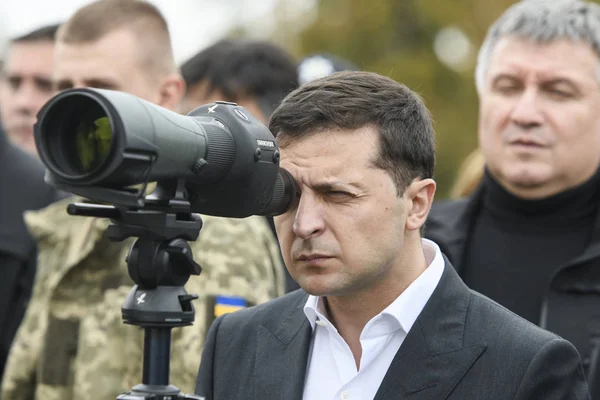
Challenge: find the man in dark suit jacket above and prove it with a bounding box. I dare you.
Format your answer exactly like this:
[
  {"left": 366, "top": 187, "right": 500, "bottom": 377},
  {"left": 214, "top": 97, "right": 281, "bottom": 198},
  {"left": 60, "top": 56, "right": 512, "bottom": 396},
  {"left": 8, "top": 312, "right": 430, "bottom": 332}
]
[
  {"left": 0, "top": 127, "right": 62, "bottom": 383},
  {"left": 195, "top": 71, "right": 590, "bottom": 399},
  {"left": 425, "top": 1, "right": 600, "bottom": 396}
]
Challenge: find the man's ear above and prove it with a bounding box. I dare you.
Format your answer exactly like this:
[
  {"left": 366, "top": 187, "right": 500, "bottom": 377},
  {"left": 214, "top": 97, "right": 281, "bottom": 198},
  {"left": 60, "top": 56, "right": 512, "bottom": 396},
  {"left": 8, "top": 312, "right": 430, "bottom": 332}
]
[
  {"left": 404, "top": 178, "right": 436, "bottom": 232},
  {"left": 157, "top": 73, "right": 186, "bottom": 112}
]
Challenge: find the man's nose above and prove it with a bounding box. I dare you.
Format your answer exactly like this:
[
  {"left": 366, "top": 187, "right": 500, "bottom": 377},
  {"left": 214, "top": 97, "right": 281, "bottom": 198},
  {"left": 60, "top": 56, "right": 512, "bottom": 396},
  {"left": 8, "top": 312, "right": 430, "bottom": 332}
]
[
  {"left": 509, "top": 88, "right": 544, "bottom": 129},
  {"left": 292, "top": 194, "right": 326, "bottom": 240}
]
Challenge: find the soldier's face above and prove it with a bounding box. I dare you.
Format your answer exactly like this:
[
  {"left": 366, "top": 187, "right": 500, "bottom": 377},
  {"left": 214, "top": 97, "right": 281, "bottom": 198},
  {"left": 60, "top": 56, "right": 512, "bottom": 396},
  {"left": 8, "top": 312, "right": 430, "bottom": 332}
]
[
  {"left": 479, "top": 36, "right": 600, "bottom": 198},
  {"left": 0, "top": 40, "right": 56, "bottom": 155},
  {"left": 274, "top": 126, "right": 425, "bottom": 297},
  {"left": 53, "top": 28, "right": 164, "bottom": 106}
]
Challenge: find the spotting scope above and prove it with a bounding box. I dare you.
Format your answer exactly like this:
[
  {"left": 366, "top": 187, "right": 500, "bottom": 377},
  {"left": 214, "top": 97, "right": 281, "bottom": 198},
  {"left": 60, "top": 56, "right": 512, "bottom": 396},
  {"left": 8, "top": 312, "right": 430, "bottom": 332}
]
[{"left": 33, "top": 87, "right": 296, "bottom": 217}]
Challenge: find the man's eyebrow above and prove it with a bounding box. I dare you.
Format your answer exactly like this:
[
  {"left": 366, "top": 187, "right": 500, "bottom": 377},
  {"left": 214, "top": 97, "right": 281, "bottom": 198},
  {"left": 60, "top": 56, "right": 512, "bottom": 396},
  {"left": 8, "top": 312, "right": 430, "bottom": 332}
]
[
  {"left": 5, "top": 75, "right": 22, "bottom": 83},
  {"left": 310, "top": 181, "right": 362, "bottom": 192},
  {"left": 540, "top": 78, "right": 579, "bottom": 89},
  {"left": 491, "top": 73, "right": 521, "bottom": 84},
  {"left": 54, "top": 77, "right": 121, "bottom": 91},
  {"left": 83, "top": 78, "right": 120, "bottom": 90},
  {"left": 54, "top": 78, "right": 74, "bottom": 91},
  {"left": 33, "top": 76, "right": 53, "bottom": 88}
]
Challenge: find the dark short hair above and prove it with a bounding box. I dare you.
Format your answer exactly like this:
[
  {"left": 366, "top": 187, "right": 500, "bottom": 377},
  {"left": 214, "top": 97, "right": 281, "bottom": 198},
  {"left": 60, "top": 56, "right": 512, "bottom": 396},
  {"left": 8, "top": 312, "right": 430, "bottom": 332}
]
[
  {"left": 181, "top": 39, "right": 239, "bottom": 87},
  {"left": 181, "top": 39, "right": 298, "bottom": 118},
  {"left": 12, "top": 23, "right": 60, "bottom": 43},
  {"left": 270, "top": 71, "right": 435, "bottom": 194}
]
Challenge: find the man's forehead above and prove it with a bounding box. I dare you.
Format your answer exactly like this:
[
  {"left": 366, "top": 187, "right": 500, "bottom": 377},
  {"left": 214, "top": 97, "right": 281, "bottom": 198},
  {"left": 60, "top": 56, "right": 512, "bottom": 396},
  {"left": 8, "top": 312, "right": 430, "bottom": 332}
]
[
  {"left": 8, "top": 40, "right": 54, "bottom": 56},
  {"left": 281, "top": 161, "right": 364, "bottom": 190},
  {"left": 54, "top": 40, "right": 140, "bottom": 84},
  {"left": 4, "top": 41, "right": 54, "bottom": 72},
  {"left": 279, "top": 126, "right": 379, "bottom": 153},
  {"left": 279, "top": 129, "right": 380, "bottom": 185},
  {"left": 55, "top": 29, "right": 142, "bottom": 66},
  {"left": 488, "top": 36, "right": 599, "bottom": 81}
]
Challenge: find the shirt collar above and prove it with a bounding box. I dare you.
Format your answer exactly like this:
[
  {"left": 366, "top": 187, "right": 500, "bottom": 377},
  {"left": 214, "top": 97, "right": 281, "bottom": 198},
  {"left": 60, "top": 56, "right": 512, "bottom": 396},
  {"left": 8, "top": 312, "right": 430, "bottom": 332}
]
[{"left": 303, "top": 238, "right": 445, "bottom": 334}]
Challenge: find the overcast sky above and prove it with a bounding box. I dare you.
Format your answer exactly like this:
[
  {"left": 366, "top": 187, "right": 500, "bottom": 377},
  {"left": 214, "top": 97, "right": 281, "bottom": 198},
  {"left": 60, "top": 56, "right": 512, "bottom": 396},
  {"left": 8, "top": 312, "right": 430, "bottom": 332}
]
[{"left": 0, "top": 0, "right": 315, "bottom": 64}]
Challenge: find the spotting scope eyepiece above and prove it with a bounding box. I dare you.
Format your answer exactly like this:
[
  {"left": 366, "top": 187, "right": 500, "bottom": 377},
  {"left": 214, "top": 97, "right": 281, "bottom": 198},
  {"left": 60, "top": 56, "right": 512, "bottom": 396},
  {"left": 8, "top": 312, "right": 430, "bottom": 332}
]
[{"left": 34, "top": 88, "right": 296, "bottom": 217}]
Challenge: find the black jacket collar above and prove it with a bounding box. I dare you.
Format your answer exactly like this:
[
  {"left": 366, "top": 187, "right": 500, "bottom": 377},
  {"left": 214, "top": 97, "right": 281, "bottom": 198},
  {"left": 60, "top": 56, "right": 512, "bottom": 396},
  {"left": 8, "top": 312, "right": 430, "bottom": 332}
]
[{"left": 425, "top": 180, "right": 600, "bottom": 275}]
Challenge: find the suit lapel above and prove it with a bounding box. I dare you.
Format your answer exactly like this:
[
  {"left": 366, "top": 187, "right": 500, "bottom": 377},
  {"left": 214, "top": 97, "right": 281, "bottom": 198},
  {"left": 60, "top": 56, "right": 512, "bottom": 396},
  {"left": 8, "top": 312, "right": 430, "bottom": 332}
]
[
  {"left": 375, "top": 261, "right": 486, "bottom": 400},
  {"left": 254, "top": 291, "right": 313, "bottom": 400}
]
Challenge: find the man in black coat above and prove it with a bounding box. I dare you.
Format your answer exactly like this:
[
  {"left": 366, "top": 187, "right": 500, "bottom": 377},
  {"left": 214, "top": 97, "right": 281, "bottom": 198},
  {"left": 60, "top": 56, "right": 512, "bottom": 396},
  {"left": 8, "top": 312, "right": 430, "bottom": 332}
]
[
  {"left": 196, "top": 71, "right": 590, "bottom": 400},
  {"left": 0, "top": 127, "right": 61, "bottom": 383},
  {"left": 425, "top": 0, "right": 600, "bottom": 396}
]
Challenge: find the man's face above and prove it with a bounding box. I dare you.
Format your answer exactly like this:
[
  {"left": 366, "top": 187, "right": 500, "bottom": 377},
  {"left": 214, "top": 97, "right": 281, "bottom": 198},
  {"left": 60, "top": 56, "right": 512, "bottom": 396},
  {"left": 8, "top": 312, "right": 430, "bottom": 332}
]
[
  {"left": 0, "top": 40, "right": 55, "bottom": 155},
  {"left": 479, "top": 36, "right": 600, "bottom": 198},
  {"left": 54, "top": 28, "right": 164, "bottom": 105},
  {"left": 274, "top": 126, "right": 410, "bottom": 297}
]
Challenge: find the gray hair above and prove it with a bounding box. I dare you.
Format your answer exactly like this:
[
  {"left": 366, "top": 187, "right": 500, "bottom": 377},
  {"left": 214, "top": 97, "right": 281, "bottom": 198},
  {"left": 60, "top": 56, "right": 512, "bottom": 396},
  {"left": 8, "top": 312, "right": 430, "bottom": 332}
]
[{"left": 475, "top": 0, "right": 600, "bottom": 93}]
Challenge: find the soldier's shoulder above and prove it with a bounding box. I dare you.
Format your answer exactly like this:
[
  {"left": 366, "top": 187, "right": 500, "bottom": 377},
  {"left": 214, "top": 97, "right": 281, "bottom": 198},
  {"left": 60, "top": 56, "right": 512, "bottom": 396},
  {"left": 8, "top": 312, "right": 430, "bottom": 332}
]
[
  {"left": 200, "top": 214, "right": 271, "bottom": 234},
  {"left": 194, "top": 215, "right": 274, "bottom": 247},
  {"left": 24, "top": 196, "right": 108, "bottom": 240},
  {"left": 25, "top": 195, "right": 73, "bottom": 221},
  {"left": 220, "top": 289, "right": 306, "bottom": 328}
]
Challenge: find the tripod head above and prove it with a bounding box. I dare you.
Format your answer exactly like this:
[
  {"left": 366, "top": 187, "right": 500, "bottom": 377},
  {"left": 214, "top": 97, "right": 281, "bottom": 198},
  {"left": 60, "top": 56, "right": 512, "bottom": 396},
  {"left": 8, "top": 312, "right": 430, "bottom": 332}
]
[{"left": 68, "top": 178, "right": 204, "bottom": 399}]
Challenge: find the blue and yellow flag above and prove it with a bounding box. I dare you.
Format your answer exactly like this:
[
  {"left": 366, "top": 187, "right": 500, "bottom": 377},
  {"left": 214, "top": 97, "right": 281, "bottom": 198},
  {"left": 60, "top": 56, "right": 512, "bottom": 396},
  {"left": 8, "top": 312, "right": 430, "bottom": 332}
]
[{"left": 214, "top": 295, "right": 248, "bottom": 318}]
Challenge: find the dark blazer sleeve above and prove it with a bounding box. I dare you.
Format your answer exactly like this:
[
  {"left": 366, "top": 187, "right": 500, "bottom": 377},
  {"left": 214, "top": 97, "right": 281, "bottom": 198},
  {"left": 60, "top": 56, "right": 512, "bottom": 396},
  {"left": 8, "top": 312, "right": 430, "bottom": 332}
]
[
  {"left": 513, "top": 338, "right": 590, "bottom": 400},
  {"left": 195, "top": 314, "right": 226, "bottom": 400}
]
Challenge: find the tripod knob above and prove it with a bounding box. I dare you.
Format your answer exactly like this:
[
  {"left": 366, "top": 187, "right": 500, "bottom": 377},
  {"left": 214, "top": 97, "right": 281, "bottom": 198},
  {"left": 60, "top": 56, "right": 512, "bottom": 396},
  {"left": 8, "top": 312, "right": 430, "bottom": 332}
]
[
  {"left": 166, "top": 239, "right": 202, "bottom": 276},
  {"left": 179, "top": 294, "right": 199, "bottom": 312}
]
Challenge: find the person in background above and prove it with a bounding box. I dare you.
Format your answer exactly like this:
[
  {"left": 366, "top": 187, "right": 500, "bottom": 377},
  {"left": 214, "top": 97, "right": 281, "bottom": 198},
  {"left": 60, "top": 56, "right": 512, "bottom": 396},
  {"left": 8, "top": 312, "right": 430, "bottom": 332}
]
[
  {"left": 0, "top": 24, "right": 59, "bottom": 155},
  {"left": 181, "top": 38, "right": 298, "bottom": 122},
  {"left": 0, "top": 23, "right": 64, "bottom": 385},
  {"left": 425, "top": 0, "right": 600, "bottom": 396},
  {"left": 0, "top": 126, "right": 62, "bottom": 387}
]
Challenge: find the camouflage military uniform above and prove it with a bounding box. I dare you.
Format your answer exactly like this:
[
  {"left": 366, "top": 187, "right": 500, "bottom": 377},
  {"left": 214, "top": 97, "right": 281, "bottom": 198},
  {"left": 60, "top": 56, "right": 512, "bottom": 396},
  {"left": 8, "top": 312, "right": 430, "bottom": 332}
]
[{"left": 1, "top": 197, "right": 285, "bottom": 400}]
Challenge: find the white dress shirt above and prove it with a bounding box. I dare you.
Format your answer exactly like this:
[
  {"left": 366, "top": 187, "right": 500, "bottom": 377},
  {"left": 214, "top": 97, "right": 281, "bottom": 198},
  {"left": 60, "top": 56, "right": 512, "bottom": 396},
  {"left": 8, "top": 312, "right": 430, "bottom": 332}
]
[{"left": 302, "top": 239, "right": 445, "bottom": 400}]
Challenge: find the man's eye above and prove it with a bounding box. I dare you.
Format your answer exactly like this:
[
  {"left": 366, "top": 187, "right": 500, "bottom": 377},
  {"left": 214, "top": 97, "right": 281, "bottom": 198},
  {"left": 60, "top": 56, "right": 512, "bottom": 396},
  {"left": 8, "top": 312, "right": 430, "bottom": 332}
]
[
  {"left": 7, "top": 77, "right": 21, "bottom": 90},
  {"left": 546, "top": 88, "right": 573, "bottom": 100},
  {"left": 495, "top": 84, "right": 521, "bottom": 95},
  {"left": 328, "top": 191, "right": 354, "bottom": 198},
  {"left": 36, "top": 80, "right": 53, "bottom": 93}
]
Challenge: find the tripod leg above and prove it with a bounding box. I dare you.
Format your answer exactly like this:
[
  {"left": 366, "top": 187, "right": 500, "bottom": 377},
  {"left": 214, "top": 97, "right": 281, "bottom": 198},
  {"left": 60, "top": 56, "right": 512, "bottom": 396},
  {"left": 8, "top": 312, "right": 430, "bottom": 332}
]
[{"left": 143, "top": 328, "right": 171, "bottom": 386}]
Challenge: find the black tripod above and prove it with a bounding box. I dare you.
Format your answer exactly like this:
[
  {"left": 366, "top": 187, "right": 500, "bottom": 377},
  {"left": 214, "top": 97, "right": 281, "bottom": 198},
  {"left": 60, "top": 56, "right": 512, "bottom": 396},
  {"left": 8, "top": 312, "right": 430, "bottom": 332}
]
[{"left": 68, "top": 180, "right": 204, "bottom": 399}]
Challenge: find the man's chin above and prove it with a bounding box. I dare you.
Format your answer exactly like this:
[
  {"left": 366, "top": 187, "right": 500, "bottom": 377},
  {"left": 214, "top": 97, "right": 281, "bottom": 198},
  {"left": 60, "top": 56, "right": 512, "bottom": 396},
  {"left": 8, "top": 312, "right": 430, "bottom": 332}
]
[
  {"left": 507, "top": 175, "right": 549, "bottom": 189},
  {"left": 496, "top": 168, "right": 557, "bottom": 198},
  {"left": 497, "top": 163, "right": 551, "bottom": 188},
  {"left": 299, "top": 279, "right": 344, "bottom": 297},
  {"left": 299, "top": 276, "right": 360, "bottom": 298}
]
